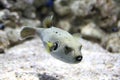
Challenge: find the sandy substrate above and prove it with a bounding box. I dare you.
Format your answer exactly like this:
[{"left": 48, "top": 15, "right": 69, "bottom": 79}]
[{"left": 0, "top": 37, "right": 120, "bottom": 80}]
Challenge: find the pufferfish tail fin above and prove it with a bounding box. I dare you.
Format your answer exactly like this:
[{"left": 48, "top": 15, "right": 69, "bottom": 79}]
[
  {"left": 43, "top": 15, "right": 54, "bottom": 28},
  {"left": 20, "top": 26, "right": 45, "bottom": 40},
  {"left": 20, "top": 26, "right": 36, "bottom": 40}
]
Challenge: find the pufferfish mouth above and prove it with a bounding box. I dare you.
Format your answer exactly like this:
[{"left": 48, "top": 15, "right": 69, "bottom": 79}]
[
  {"left": 64, "top": 56, "right": 83, "bottom": 64},
  {"left": 74, "top": 55, "right": 83, "bottom": 63}
]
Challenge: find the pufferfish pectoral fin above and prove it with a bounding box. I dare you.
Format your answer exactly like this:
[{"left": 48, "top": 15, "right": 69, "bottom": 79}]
[
  {"left": 20, "top": 27, "right": 36, "bottom": 40},
  {"left": 44, "top": 41, "right": 54, "bottom": 53}
]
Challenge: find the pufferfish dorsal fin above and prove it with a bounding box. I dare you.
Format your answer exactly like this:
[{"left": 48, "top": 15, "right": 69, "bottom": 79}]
[
  {"left": 20, "top": 27, "right": 36, "bottom": 40},
  {"left": 43, "top": 15, "right": 53, "bottom": 28}
]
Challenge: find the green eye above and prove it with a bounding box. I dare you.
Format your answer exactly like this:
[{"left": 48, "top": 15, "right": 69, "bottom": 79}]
[{"left": 50, "top": 42, "right": 58, "bottom": 52}]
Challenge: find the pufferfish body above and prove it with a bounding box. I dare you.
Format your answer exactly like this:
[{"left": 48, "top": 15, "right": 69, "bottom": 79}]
[{"left": 20, "top": 16, "right": 83, "bottom": 64}]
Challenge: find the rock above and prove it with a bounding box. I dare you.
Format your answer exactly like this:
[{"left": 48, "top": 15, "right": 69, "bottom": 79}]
[
  {"left": 57, "top": 19, "right": 71, "bottom": 31},
  {"left": 0, "top": 30, "right": 10, "bottom": 50},
  {"left": 102, "top": 31, "right": 120, "bottom": 53},
  {"left": 81, "top": 22, "right": 106, "bottom": 42},
  {"left": 20, "top": 18, "right": 41, "bottom": 27},
  {"left": 23, "top": 6, "right": 36, "bottom": 19},
  {"left": 0, "top": 9, "right": 10, "bottom": 20},
  {"left": 69, "top": 0, "right": 119, "bottom": 31},
  {"left": 1, "top": 0, "right": 37, "bottom": 19},
  {"left": 5, "top": 27, "right": 21, "bottom": 43},
  {"left": 7, "top": 0, "right": 29, "bottom": 10},
  {"left": 24, "top": 0, "right": 34, "bottom": 5},
  {"left": 70, "top": 0, "right": 96, "bottom": 17},
  {"left": 0, "top": 9, "right": 20, "bottom": 21},
  {"left": 106, "top": 37, "right": 120, "bottom": 53},
  {"left": 117, "top": 20, "right": 120, "bottom": 28},
  {"left": 0, "top": 0, "right": 12, "bottom": 8},
  {"left": 0, "top": 10, "right": 20, "bottom": 28},
  {"left": 54, "top": 0, "right": 72, "bottom": 16},
  {"left": 33, "top": 0, "right": 47, "bottom": 8},
  {"left": 0, "top": 38, "right": 120, "bottom": 80},
  {"left": 95, "top": 0, "right": 119, "bottom": 29}
]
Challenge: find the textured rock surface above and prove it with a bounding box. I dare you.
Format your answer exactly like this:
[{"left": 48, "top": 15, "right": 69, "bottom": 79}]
[
  {"left": 0, "top": 30, "right": 10, "bottom": 50},
  {"left": 101, "top": 31, "right": 120, "bottom": 53},
  {"left": 81, "top": 22, "right": 106, "bottom": 41},
  {"left": 0, "top": 37, "right": 120, "bottom": 80}
]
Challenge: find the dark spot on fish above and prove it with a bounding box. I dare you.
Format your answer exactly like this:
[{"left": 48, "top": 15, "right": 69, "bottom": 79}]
[
  {"left": 60, "top": 57, "right": 63, "bottom": 58},
  {"left": 64, "top": 46, "right": 73, "bottom": 55},
  {"left": 79, "top": 45, "right": 82, "bottom": 50},
  {"left": 55, "top": 32, "right": 58, "bottom": 33}
]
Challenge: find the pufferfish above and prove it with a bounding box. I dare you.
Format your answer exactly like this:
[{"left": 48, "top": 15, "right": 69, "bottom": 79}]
[{"left": 20, "top": 16, "right": 83, "bottom": 64}]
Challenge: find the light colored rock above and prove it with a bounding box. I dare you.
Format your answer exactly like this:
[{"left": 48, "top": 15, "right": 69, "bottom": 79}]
[
  {"left": 0, "top": 10, "right": 20, "bottom": 29},
  {"left": 81, "top": 22, "right": 106, "bottom": 41},
  {"left": 23, "top": 6, "right": 36, "bottom": 19},
  {"left": 57, "top": 19, "right": 71, "bottom": 31},
  {"left": 95, "top": 0, "right": 119, "bottom": 28},
  {"left": 102, "top": 31, "right": 120, "bottom": 53},
  {"left": 5, "top": 27, "right": 21, "bottom": 43},
  {"left": 0, "top": 0, "right": 12, "bottom": 8},
  {"left": 96, "top": 0, "right": 118, "bottom": 17},
  {"left": 2, "top": 0, "right": 37, "bottom": 19},
  {"left": 7, "top": 0, "right": 28, "bottom": 10},
  {"left": 70, "top": 0, "right": 119, "bottom": 29},
  {"left": 0, "top": 30, "right": 10, "bottom": 50},
  {"left": 106, "top": 37, "right": 120, "bottom": 53},
  {"left": 20, "top": 18, "right": 41, "bottom": 27},
  {"left": 70, "top": 0, "right": 96, "bottom": 16},
  {"left": 0, "top": 37, "right": 120, "bottom": 80},
  {"left": 117, "top": 20, "right": 120, "bottom": 28},
  {"left": 54, "top": 0, "right": 71, "bottom": 16},
  {"left": 0, "top": 9, "right": 10, "bottom": 20}
]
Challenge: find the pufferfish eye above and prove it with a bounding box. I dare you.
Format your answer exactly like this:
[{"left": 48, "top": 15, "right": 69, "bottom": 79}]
[{"left": 50, "top": 42, "right": 59, "bottom": 51}]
